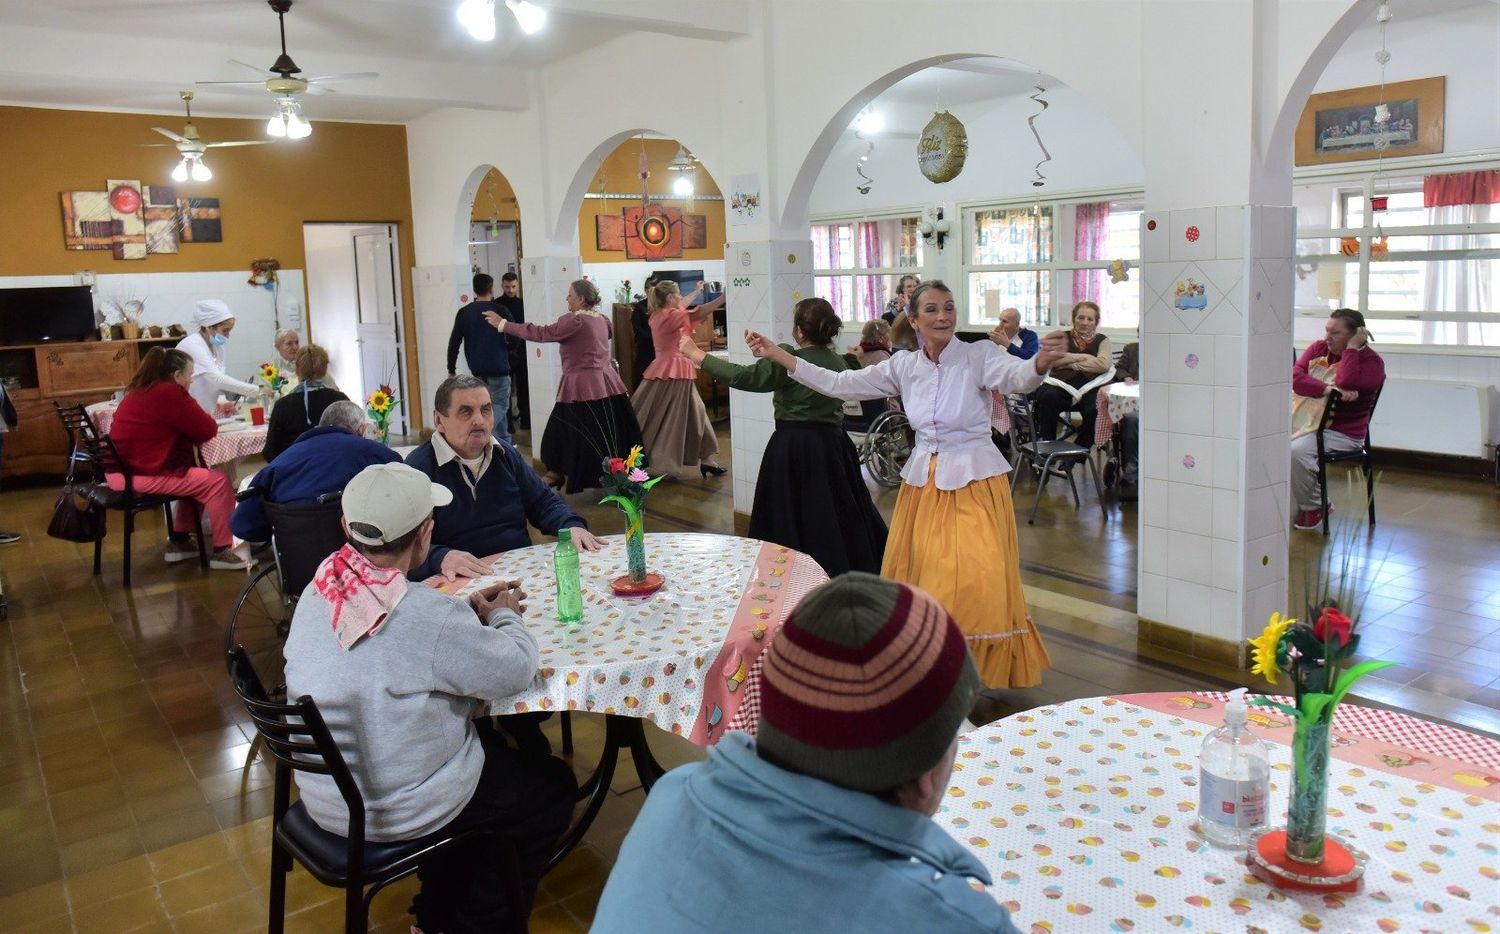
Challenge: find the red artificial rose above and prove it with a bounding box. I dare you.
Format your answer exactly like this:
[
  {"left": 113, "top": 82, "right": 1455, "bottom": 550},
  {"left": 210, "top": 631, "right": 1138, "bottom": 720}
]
[
  {"left": 607, "top": 457, "right": 626, "bottom": 474},
  {"left": 1314, "top": 607, "right": 1353, "bottom": 647}
]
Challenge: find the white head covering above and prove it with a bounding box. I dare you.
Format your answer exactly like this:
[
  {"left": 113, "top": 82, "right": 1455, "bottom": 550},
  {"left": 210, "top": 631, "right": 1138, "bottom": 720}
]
[{"left": 194, "top": 300, "right": 234, "bottom": 329}]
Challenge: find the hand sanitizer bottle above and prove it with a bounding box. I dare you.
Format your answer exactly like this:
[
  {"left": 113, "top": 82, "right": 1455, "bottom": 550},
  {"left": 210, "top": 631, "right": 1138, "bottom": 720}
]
[
  {"left": 1198, "top": 688, "right": 1270, "bottom": 849},
  {"left": 554, "top": 529, "right": 583, "bottom": 624}
]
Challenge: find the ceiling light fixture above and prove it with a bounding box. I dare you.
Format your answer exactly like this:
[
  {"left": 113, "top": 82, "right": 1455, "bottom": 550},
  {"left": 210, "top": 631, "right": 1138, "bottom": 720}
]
[
  {"left": 506, "top": 0, "right": 547, "bottom": 35},
  {"left": 854, "top": 110, "right": 884, "bottom": 135},
  {"left": 457, "top": 0, "right": 496, "bottom": 40},
  {"left": 171, "top": 155, "right": 213, "bottom": 183},
  {"left": 267, "top": 96, "right": 311, "bottom": 139},
  {"left": 672, "top": 176, "right": 694, "bottom": 197},
  {"left": 666, "top": 145, "right": 695, "bottom": 174}
]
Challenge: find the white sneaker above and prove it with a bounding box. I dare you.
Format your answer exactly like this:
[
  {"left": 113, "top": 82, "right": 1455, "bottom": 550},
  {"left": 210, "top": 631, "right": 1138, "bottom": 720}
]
[
  {"left": 164, "top": 538, "right": 200, "bottom": 562},
  {"left": 209, "top": 548, "right": 252, "bottom": 571}
]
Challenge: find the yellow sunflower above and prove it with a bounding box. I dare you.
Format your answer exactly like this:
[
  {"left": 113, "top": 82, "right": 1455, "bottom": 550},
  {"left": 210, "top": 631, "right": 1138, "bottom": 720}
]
[
  {"left": 260, "top": 362, "right": 279, "bottom": 380},
  {"left": 368, "top": 390, "right": 391, "bottom": 413},
  {"left": 1248, "top": 612, "right": 1294, "bottom": 685}
]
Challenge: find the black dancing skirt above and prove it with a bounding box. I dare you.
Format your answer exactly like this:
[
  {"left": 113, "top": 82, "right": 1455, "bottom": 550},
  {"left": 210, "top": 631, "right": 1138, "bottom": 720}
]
[
  {"left": 539, "top": 394, "right": 645, "bottom": 494},
  {"left": 749, "top": 421, "right": 888, "bottom": 577}
]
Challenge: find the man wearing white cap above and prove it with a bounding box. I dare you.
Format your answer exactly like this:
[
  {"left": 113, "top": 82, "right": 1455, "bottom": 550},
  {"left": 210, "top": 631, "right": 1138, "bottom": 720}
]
[
  {"left": 175, "top": 299, "right": 263, "bottom": 414},
  {"left": 282, "top": 462, "right": 576, "bottom": 933}
]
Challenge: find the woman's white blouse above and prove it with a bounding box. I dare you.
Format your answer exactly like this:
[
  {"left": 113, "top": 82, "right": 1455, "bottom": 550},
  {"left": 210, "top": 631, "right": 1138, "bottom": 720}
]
[
  {"left": 789, "top": 338, "right": 1044, "bottom": 490},
  {"left": 176, "top": 332, "right": 260, "bottom": 414}
]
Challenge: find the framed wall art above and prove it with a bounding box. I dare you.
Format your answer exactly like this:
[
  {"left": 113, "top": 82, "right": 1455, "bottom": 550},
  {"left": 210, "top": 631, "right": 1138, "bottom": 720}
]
[{"left": 1294, "top": 76, "right": 1444, "bottom": 166}]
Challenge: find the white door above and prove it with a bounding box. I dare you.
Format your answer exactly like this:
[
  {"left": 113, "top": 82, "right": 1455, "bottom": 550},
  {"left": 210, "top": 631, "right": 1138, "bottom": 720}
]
[{"left": 352, "top": 225, "right": 407, "bottom": 434}]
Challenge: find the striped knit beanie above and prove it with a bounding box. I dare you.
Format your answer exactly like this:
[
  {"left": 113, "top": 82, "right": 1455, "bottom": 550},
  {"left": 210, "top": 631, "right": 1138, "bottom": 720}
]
[{"left": 756, "top": 572, "right": 979, "bottom": 792}]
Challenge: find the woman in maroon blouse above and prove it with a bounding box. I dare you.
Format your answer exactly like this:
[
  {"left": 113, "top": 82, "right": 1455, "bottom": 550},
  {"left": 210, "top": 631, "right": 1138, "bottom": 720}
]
[
  {"left": 486, "top": 279, "right": 643, "bottom": 493},
  {"left": 108, "top": 348, "right": 250, "bottom": 569}
]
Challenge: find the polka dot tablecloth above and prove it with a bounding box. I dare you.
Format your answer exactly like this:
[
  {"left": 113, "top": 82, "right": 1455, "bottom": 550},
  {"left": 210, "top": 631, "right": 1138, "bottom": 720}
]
[
  {"left": 87, "top": 400, "right": 268, "bottom": 467},
  {"left": 441, "top": 533, "right": 827, "bottom": 744},
  {"left": 938, "top": 693, "right": 1500, "bottom": 933}
]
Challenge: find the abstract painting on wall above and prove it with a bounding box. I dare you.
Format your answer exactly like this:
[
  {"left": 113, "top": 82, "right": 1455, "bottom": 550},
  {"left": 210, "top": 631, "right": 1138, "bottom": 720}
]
[
  {"left": 594, "top": 205, "right": 707, "bottom": 260},
  {"left": 61, "top": 178, "right": 221, "bottom": 258}
]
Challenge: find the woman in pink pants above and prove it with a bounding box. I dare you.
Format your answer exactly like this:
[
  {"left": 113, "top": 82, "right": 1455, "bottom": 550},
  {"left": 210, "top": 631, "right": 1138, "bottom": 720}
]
[{"left": 108, "top": 348, "right": 249, "bottom": 570}]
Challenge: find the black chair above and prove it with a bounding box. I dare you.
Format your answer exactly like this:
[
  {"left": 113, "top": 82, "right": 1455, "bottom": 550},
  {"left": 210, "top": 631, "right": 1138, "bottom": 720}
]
[
  {"left": 227, "top": 646, "right": 526, "bottom": 933},
  {"left": 53, "top": 401, "right": 208, "bottom": 585},
  {"left": 1006, "top": 394, "right": 1107, "bottom": 525},
  {"left": 225, "top": 491, "right": 347, "bottom": 717},
  {"left": 1315, "top": 385, "right": 1381, "bottom": 534}
]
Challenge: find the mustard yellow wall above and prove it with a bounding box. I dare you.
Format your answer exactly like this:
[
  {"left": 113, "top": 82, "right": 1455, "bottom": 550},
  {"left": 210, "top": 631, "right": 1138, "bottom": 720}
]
[
  {"left": 470, "top": 167, "right": 521, "bottom": 223},
  {"left": 0, "top": 104, "right": 428, "bottom": 428},
  {"left": 578, "top": 138, "right": 725, "bottom": 264}
]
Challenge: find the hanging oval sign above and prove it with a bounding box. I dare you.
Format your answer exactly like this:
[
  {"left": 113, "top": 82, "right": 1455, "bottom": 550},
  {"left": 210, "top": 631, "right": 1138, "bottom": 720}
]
[{"left": 917, "top": 110, "right": 968, "bottom": 183}]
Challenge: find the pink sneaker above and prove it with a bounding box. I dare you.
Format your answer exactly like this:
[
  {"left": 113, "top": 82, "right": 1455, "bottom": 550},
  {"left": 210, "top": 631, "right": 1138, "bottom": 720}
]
[{"left": 1293, "top": 507, "right": 1324, "bottom": 530}]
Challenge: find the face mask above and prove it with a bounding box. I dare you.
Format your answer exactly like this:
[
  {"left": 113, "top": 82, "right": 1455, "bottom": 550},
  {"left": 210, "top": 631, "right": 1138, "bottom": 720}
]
[{"left": 210, "top": 333, "right": 228, "bottom": 347}]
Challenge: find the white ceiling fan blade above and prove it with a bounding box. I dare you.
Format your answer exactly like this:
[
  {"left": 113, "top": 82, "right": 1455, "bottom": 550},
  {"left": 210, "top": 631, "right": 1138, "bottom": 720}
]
[
  {"left": 203, "top": 140, "right": 277, "bottom": 148},
  {"left": 302, "top": 72, "right": 379, "bottom": 83},
  {"left": 228, "top": 59, "right": 272, "bottom": 76},
  {"left": 301, "top": 85, "right": 332, "bottom": 96},
  {"left": 195, "top": 79, "right": 271, "bottom": 87},
  {"left": 138, "top": 143, "right": 180, "bottom": 148},
  {"left": 152, "top": 127, "right": 188, "bottom": 143}
]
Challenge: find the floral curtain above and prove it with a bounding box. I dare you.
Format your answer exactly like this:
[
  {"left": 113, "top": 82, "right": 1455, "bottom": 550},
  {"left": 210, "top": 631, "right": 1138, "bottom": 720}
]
[
  {"left": 813, "top": 224, "right": 845, "bottom": 314},
  {"left": 856, "top": 221, "right": 883, "bottom": 320},
  {"left": 1073, "top": 202, "right": 1110, "bottom": 305}
]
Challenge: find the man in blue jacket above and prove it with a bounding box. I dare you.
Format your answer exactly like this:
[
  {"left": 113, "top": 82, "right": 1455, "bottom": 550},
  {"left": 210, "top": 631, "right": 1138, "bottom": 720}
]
[
  {"left": 990, "top": 306, "right": 1039, "bottom": 360},
  {"left": 447, "top": 273, "right": 518, "bottom": 445},
  {"left": 593, "top": 573, "right": 1020, "bottom": 934},
  {"left": 231, "top": 401, "right": 401, "bottom": 543}
]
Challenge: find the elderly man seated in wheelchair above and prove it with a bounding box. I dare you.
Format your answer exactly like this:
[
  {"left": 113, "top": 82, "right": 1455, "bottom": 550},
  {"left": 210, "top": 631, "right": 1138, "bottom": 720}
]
[{"left": 231, "top": 400, "right": 401, "bottom": 544}]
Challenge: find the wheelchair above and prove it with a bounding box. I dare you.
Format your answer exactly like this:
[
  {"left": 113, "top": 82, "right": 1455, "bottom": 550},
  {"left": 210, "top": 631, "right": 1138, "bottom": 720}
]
[
  {"left": 844, "top": 398, "right": 913, "bottom": 488},
  {"left": 224, "top": 490, "right": 347, "bottom": 705}
]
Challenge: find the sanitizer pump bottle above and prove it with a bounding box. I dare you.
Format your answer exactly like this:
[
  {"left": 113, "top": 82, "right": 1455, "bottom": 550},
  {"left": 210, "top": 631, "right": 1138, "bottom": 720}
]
[{"left": 1198, "top": 687, "right": 1270, "bottom": 849}]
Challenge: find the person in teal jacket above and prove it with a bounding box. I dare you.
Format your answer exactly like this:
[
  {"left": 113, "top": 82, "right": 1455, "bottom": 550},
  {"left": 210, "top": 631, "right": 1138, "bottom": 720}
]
[
  {"left": 678, "top": 297, "right": 887, "bottom": 576},
  {"left": 592, "top": 573, "right": 1020, "bottom": 934}
]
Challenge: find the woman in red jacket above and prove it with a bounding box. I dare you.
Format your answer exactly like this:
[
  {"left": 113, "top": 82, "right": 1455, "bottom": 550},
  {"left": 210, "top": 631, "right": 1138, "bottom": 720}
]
[{"left": 108, "top": 348, "right": 250, "bottom": 570}]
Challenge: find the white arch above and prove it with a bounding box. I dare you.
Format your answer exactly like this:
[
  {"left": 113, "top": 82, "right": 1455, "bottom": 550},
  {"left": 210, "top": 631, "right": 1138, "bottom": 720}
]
[
  {"left": 550, "top": 128, "right": 725, "bottom": 251},
  {"left": 1265, "top": 0, "right": 1380, "bottom": 172}
]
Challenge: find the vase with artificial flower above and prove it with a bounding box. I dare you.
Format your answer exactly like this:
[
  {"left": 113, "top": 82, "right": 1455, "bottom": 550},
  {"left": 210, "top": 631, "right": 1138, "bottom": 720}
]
[
  {"left": 600, "top": 445, "right": 665, "bottom": 595},
  {"left": 365, "top": 384, "right": 399, "bottom": 446},
  {"left": 1244, "top": 475, "right": 1390, "bottom": 891},
  {"left": 259, "top": 362, "right": 289, "bottom": 396}
]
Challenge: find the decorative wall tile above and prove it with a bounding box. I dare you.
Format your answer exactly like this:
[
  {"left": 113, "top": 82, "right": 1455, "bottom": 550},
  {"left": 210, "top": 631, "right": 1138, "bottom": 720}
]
[
  {"left": 1243, "top": 531, "right": 1287, "bottom": 593},
  {"left": 1141, "top": 213, "right": 1170, "bottom": 264},
  {"left": 1168, "top": 432, "right": 1209, "bottom": 487},
  {"left": 1168, "top": 384, "right": 1213, "bottom": 436},
  {"left": 1169, "top": 208, "right": 1216, "bottom": 262},
  {"left": 1168, "top": 333, "right": 1216, "bottom": 386}
]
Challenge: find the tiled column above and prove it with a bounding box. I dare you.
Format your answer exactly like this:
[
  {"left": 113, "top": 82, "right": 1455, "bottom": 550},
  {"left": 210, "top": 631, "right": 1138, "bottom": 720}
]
[
  {"left": 411, "top": 263, "right": 468, "bottom": 428},
  {"left": 723, "top": 240, "right": 813, "bottom": 524},
  {"left": 518, "top": 254, "right": 582, "bottom": 442},
  {"left": 1137, "top": 205, "right": 1295, "bottom": 663}
]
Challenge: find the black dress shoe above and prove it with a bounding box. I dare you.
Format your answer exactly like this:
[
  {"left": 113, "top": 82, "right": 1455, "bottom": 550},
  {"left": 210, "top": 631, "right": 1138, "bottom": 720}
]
[{"left": 700, "top": 463, "right": 727, "bottom": 477}]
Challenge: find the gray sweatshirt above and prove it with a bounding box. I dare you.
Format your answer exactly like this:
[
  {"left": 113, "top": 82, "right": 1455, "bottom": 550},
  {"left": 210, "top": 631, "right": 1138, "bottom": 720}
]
[{"left": 283, "top": 581, "right": 538, "bottom": 841}]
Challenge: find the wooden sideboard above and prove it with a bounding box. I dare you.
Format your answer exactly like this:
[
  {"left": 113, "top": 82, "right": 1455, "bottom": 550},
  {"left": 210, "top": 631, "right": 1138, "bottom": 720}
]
[{"left": 0, "top": 337, "right": 175, "bottom": 476}]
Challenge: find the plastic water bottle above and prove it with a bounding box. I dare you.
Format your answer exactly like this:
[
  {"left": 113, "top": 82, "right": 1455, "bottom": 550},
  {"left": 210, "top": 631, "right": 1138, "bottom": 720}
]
[
  {"left": 554, "top": 529, "right": 583, "bottom": 624},
  {"left": 1198, "top": 687, "right": 1270, "bottom": 849}
]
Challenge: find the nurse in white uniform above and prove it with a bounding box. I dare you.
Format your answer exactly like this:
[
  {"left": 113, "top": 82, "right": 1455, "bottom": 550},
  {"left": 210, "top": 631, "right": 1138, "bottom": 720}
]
[{"left": 176, "top": 300, "right": 261, "bottom": 414}]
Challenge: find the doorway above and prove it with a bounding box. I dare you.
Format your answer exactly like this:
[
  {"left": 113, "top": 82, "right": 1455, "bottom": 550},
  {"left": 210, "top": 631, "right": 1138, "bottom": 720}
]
[{"left": 302, "top": 222, "right": 409, "bottom": 435}]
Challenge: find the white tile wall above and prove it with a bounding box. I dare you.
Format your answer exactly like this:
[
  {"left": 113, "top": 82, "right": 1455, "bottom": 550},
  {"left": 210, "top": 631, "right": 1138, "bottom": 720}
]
[{"left": 1167, "top": 530, "right": 1213, "bottom": 583}]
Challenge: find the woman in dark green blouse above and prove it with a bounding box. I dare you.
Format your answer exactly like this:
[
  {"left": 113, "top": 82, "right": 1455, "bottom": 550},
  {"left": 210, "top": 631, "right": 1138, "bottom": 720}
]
[{"left": 679, "top": 298, "right": 887, "bottom": 575}]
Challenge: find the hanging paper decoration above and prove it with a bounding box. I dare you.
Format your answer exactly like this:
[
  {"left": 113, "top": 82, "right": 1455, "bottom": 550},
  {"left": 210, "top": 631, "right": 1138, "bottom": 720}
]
[
  {"left": 1108, "top": 259, "right": 1131, "bottom": 284},
  {"left": 854, "top": 127, "right": 876, "bottom": 195},
  {"left": 917, "top": 111, "right": 968, "bottom": 183},
  {"left": 1027, "top": 85, "right": 1052, "bottom": 188}
]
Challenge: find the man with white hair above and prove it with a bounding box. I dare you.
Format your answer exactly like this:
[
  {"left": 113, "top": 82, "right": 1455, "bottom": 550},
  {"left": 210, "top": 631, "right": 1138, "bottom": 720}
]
[
  {"left": 272, "top": 328, "right": 300, "bottom": 371},
  {"left": 175, "top": 299, "right": 264, "bottom": 414},
  {"left": 987, "top": 306, "right": 1039, "bottom": 360},
  {"left": 231, "top": 400, "right": 400, "bottom": 543}
]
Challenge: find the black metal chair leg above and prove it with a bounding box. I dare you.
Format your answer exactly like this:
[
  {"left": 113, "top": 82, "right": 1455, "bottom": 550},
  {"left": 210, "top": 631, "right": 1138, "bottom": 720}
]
[
  {"left": 345, "top": 883, "right": 367, "bottom": 933},
  {"left": 1087, "top": 455, "right": 1108, "bottom": 519},
  {"left": 560, "top": 710, "right": 573, "bottom": 756},
  {"left": 123, "top": 508, "right": 134, "bottom": 586},
  {"left": 1318, "top": 461, "right": 1331, "bottom": 535},
  {"left": 190, "top": 501, "right": 209, "bottom": 567},
  {"left": 93, "top": 527, "right": 104, "bottom": 576},
  {"left": 1364, "top": 460, "right": 1376, "bottom": 528},
  {"left": 267, "top": 839, "right": 289, "bottom": 934},
  {"left": 1029, "top": 455, "right": 1051, "bottom": 525},
  {"left": 1065, "top": 466, "right": 1081, "bottom": 508}
]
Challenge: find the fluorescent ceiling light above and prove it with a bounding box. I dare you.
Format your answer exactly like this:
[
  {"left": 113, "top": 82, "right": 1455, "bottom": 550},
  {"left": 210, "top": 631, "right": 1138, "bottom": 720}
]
[
  {"left": 506, "top": 0, "right": 547, "bottom": 35},
  {"left": 458, "top": 0, "right": 496, "bottom": 40}
]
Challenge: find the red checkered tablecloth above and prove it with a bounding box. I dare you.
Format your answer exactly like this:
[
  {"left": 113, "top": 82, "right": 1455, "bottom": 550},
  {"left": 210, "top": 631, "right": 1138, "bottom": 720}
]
[
  {"left": 724, "top": 553, "right": 829, "bottom": 735},
  {"left": 989, "top": 391, "right": 1012, "bottom": 436},
  {"left": 87, "top": 400, "right": 267, "bottom": 467},
  {"left": 1094, "top": 382, "right": 1139, "bottom": 447}
]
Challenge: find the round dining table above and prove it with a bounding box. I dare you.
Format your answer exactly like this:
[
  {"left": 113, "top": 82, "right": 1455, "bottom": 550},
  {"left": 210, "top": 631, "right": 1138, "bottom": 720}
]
[
  {"left": 87, "top": 399, "right": 268, "bottom": 467},
  {"left": 431, "top": 532, "right": 828, "bottom": 868},
  {"left": 937, "top": 691, "right": 1500, "bottom": 932}
]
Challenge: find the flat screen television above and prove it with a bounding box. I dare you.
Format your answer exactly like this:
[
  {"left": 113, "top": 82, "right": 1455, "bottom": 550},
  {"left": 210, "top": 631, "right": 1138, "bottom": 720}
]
[{"left": 0, "top": 286, "right": 97, "bottom": 345}]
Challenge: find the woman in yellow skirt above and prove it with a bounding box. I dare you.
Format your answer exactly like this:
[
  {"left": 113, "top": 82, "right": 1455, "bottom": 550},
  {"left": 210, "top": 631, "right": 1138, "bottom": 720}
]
[{"left": 745, "top": 281, "right": 1068, "bottom": 688}]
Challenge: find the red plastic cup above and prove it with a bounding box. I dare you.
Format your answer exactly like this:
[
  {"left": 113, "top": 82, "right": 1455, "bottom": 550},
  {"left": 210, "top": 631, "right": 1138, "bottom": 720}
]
[{"left": 250, "top": 406, "right": 265, "bottom": 426}]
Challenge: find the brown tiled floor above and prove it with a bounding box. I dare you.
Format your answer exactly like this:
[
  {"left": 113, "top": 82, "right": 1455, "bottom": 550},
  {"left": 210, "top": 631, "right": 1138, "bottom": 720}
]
[{"left": 0, "top": 428, "right": 1495, "bottom": 930}]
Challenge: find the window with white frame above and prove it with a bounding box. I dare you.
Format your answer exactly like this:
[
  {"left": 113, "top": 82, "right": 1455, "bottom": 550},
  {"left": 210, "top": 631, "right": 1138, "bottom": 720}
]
[
  {"left": 1293, "top": 168, "right": 1500, "bottom": 347},
  {"left": 961, "top": 195, "right": 1143, "bottom": 334},
  {"left": 811, "top": 215, "right": 924, "bottom": 321}
]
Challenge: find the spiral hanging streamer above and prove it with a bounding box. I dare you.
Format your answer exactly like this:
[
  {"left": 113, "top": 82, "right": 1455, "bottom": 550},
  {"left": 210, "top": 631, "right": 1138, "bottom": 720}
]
[
  {"left": 1027, "top": 85, "right": 1052, "bottom": 188},
  {"left": 854, "top": 128, "right": 875, "bottom": 195}
]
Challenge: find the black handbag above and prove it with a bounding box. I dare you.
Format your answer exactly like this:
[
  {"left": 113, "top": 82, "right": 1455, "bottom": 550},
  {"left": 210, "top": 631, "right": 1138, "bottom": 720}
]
[{"left": 47, "top": 483, "right": 104, "bottom": 543}]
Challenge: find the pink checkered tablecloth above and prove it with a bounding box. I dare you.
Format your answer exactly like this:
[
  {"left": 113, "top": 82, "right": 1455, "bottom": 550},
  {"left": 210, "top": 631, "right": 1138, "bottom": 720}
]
[
  {"left": 437, "top": 533, "right": 828, "bottom": 744},
  {"left": 990, "top": 392, "right": 1012, "bottom": 436},
  {"left": 938, "top": 692, "right": 1500, "bottom": 933},
  {"left": 87, "top": 400, "right": 267, "bottom": 467},
  {"left": 1093, "top": 382, "right": 1140, "bottom": 448}
]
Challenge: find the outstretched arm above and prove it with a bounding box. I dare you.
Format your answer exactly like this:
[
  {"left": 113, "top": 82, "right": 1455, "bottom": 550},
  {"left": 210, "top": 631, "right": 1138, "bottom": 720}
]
[{"left": 745, "top": 330, "right": 898, "bottom": 401}]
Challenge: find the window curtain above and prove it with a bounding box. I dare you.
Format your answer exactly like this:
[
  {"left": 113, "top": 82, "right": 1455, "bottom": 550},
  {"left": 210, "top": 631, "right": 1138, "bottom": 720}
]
[
  {"left": 857, "top": 221, "right": 883, "bottom": 320},
  {"left": 1423, "top": 170, "right": 1500, "bottom": 208},
  {"left": 1073, "top": 202, "right": 1110, "bottom": 305},
  {"left": 1420, "top": 172, "right": 1497, "bottom": 344},
  {"left": 814, "top": 224, "right": 845, "bottom": 314}
]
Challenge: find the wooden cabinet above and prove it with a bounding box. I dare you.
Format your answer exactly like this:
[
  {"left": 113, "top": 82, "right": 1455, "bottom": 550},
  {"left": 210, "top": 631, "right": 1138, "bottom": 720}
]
[{"left": 0, "top": 338, "right": 170, "bottom": 477}]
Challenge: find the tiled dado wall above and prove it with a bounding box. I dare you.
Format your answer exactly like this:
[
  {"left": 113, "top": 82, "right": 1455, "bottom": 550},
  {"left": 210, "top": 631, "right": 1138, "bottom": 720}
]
[
  {"left": 0, "top": 270, "right": 306, "bottom": 391},
  {"left": 1135, "top": 205, "right": 1296, "bottom": 649}
]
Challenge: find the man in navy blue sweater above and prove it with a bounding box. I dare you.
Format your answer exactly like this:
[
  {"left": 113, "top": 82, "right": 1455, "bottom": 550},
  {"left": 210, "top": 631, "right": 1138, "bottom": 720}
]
[
  {"left": 231, "top": 401, "right": 401, "bottom": 543},
  {"left": 404, "top": 375, "right": 604, "bottom": 584},
  {"left": 447, "top": 273, "right": 519, "bottom": 446}
]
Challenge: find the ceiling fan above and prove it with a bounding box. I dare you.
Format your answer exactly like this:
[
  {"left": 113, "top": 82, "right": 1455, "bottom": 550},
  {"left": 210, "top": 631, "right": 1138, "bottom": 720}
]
[
  {"left": 146, "top": 91, "right": 272, "bottom": 182},
  {"left": 195, "top": 0, "right": 378, "bottom": 138}
]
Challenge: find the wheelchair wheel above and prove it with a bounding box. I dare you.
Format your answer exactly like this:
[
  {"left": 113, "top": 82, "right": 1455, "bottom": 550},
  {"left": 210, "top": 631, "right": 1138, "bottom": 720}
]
[
  {"left": 224, "top": 563, "right": 292, "bottom": 702},
  {"left": 862, "top": 410, "right": 912, "bottom": 488}
]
